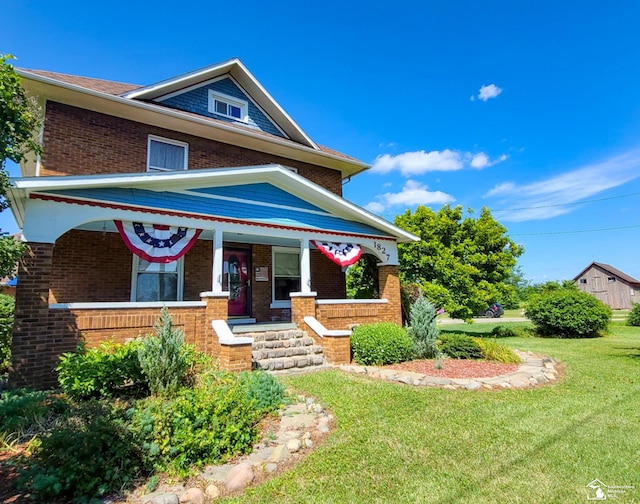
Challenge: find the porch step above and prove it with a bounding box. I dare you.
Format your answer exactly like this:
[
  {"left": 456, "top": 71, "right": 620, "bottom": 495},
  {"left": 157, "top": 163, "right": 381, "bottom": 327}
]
[{"left": 246, "top": 329, "right": 326, "bottom": 372}]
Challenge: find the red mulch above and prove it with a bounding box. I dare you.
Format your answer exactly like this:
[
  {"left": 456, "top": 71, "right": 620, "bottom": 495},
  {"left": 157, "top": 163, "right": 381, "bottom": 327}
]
[
  {"left": 383, "top": 359, "right": 520, "bottom": 379},
  {"left": 0, "top": 447, "right": 31, "bottom": 504}
]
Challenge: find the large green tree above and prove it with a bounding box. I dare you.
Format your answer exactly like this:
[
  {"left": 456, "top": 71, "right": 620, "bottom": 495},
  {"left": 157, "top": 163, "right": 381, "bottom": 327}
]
[
  {"left": 0, "top": 54, "right": 42, "bottom": 278},
  {"left": 395, "top": 205, "right": 524, "bottom": 320}
]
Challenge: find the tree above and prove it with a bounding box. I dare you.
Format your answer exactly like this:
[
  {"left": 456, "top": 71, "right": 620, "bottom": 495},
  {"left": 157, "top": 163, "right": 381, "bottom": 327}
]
[
  {"left": 394, "top": 205, "right": 524, "bottom": 320},
  {"left": 0, "top": 54, "right": 42, "bottom": 278},
  {"left": 346, "top": 254, "right": 379, "bottom": 299}
]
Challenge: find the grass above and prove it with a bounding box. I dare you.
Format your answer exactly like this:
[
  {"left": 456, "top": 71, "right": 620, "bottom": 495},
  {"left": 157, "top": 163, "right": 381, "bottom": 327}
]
[{"left": 224, "top": 322, "right": 640, "bottom": 504}]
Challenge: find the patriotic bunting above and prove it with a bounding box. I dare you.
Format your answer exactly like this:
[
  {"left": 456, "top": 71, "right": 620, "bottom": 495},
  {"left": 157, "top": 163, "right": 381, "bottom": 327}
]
[
  {"left": 115, "top": 221, "right": 202, "bottom": 263},
  {"left": 312, "top": 240, "right": 362, "bottom": 266}
]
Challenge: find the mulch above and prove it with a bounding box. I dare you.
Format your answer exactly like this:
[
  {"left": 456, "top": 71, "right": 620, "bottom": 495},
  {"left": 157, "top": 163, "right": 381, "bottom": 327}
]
[{"left": 383, "top": 358, "right": 520, "bottom": 379}]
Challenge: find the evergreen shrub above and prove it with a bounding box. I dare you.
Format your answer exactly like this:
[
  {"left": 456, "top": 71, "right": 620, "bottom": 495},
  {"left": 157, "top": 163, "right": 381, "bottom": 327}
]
[
  {"left": 350, "top": 322, "right": 414, "bottom": 366},
  {"left": 525, "top": 289, "right": 611, "bottom": 338},
  {"left": 437, "top": 334, "right": 483, "bottom": 359},
  {"left": 407, "top": 295, "right": 441, "bottom": 358}
]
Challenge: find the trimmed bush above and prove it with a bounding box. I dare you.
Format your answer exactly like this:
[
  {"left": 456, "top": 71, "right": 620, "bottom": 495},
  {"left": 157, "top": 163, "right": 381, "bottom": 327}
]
[
  {"left": 17, "top": 400, "right": 142, "bottom": 503},
  {"left": 437, "top": 334, "right": 483, "bottom": 359},
  {"left": 0, "top": 294, "right": 15, "bottom": 374},
  {"left": 473, "top": 338, "right": 521, "bottom": 364},
  {"left": 525, "top": 289, "right": 611, "bottom": 338},
  {"left": 351, "top": 322, "right": 414, "bottom": 366},
  {"left": 138, "top": 307, "right": 190, "bottom": 397},
  {"left": 407, "top": 295, "right": 441, "bottom": 359},
  {"left": 490, "top": 325, "right": 527, "bottom": 338},
  {"left": 627, "top": 303, "right": 640, "bottom": 326},
  {"left": 57, "top": 341, "right": 146, "bottom": 400}
]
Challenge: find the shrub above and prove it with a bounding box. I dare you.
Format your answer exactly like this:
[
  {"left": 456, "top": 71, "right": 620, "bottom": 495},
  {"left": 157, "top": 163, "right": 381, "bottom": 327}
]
[
  {"left": 138, "top": 307, "right": 190, "bottom": 397},
  {"left": 473, "top": 338, "right": 521, "bottom": 364},
  {"left": 525, "top": 289, "right": 611, "bottom": 338},
  {"left": 129, "top": 373, "right": 261, "bottom": 475},
  {"left": 437, "top": 334, "right": 483, "bottom": 359},
  {"left": 0, "top": 389, "right": 67, "bottom": 443},
  {"left": 0, "top": 294, "right": 15, "bottom": 374},
  {"left": 490, "top": 325, "right": 523, "bottom": 338},
  {"left": 627, "top": 303, "right": 640, "bottom": 326},
  {"left": 56, "top": 340, "right": 146, "bottom": 400},
  {"left": 407, "top": 295, "right": 441, "bottom": 359},
  {"left": 238, "top": 370, "right": 285, "bottom": 415},
  {"left": 350, "top": 322, "right": 414, "bottom": 366},
  {"left": 17, "top": 400, "right": 142, "bottom": 503}
]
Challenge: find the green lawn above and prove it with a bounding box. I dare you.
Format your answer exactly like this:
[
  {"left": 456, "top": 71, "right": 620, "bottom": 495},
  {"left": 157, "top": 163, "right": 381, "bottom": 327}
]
[{"left": 225, "top": 322, "right": 640, "bottom": 503}]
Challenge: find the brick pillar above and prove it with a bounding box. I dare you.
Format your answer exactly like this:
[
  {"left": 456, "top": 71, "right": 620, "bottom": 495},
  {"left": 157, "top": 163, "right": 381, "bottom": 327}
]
[
  {"left": 290, "top": 292, "right": 317, "bottom": 330},
  {"left": 323, "top": 335, "right": 351, "bottom": 365},
  {"left": 9, "top": 242, "right": 55, "bottom": 389},
  {"left": 200, "top": 291, "right": 229, "bottom": 360},
  {"left": 378, "top": 264, "right": 402, "bottom": 326}
]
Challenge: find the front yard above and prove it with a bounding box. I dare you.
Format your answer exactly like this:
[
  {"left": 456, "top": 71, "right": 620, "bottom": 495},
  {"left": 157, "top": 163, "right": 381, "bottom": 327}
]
[{"left": 225, "top": 322, "right": 640, "bottom": 503}]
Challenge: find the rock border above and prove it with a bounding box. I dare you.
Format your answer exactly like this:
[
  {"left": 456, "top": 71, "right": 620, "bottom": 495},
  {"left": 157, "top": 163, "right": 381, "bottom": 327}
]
[
  {"left": 135, "top": 395, "right": 332, "bottom": 504},
  {"left": 338, "top": 351, "right": 559, "bottom": 390}
]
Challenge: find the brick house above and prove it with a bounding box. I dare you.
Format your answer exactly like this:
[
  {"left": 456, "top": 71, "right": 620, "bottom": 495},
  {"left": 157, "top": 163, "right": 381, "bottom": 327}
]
[
  {"left": 573, "top": 262, "right": 640, "bottom": 309},
  {"left": 8, "top": 58, "right": 417, "bottom": 388}
]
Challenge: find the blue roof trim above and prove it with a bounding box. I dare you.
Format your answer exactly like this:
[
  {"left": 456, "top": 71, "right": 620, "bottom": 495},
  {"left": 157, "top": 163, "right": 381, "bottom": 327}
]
[
  {"left": 188, "top": 183, "right": 324, "bottom": 212},
  {"left": 47, "top": 187, "right": 388, "bottom": 237}
]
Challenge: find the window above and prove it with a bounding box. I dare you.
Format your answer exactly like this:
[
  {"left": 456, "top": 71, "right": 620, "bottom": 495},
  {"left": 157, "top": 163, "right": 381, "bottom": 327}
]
[
  {"left": 131, "top": 256, "right": 184, "bottom": 301},
  {"left": 272, "top": 247, "right": 300, "bottom": 307},
  {"left": 147, "top": 136, "right": 188, "bottom": 172},
  {"left": 579, "top": 279, "right": 587, "bottom": 284},
  {"left": 208, "top": 90, "right": 248, "bottom": 122},
  {"left": 608, "top": 277, "right": 616, "bottom": 283}
]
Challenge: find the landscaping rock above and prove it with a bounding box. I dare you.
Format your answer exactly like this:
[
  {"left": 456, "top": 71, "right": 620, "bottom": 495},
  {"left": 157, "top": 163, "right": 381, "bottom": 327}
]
[
  {"left": 225, "top": 462, "right": 254, "bottom": 492},
  {"left": 465, "top": 381, "right": 482, "bottom": 390},
  {"left": 179, "top": 488, "right": 205, "bottom": 504},
  {"left": 268, "top": 444, "right": 291, "bottom": 463},
  {"left": 287, "top": 438, "right": 301, "bottom": 452},
  {"left": 145, "top": 494, "right": 180, "bottom": 504},
  {"left": 205, "top": 484, "right": 220, "bottom": 499}
]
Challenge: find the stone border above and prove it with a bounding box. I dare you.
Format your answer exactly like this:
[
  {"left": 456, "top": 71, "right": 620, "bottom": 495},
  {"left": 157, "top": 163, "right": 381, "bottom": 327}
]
[
  {"left": 337, "top": 351, "right": 559, "bottom": 390},
  {"left": 135, "top": 395, "right": 332, "bottom": 504}
]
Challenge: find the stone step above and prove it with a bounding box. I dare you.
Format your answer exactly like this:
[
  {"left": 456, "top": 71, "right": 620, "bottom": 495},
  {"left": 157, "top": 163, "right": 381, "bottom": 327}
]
[
  {"left": 252, "top": 345, "right": 323, "bottom": 361},
  {"left": 250, "top": 330, "right": 304, "bottom": 342},
  {"left": 254, "top": 354, "right": 326, "bottom": 371},
  {"left": 252, "top": 336, "right": 315, "bottom": 351}
]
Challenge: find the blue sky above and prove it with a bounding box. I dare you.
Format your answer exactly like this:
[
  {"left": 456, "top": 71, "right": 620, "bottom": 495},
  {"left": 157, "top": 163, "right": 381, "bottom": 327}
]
[{"left": 3, "top": 1, "right": 640, "bottom": 283}]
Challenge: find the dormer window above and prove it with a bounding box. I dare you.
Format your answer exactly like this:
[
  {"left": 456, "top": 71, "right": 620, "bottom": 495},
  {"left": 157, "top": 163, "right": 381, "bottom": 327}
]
[
  {"left": 209, "top": 90, "right": 248, "bottom": 122},
  {"left": 147, "top": 136, "right": 188, "bottom": 172}
]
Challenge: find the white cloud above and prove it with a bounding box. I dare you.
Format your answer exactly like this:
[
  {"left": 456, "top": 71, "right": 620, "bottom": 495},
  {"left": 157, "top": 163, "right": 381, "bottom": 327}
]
[
  {"left": 366, "top": 180, "right": 455, "bottom": 213},
  {"left": 371, "top": 149, "right": 507, "bottom": 175},
  {"left": 485, "top": 150, "right": 640, "bottom": 221},
  {"left": 477, "top": 84, "right": 503, "bottom": 101}
]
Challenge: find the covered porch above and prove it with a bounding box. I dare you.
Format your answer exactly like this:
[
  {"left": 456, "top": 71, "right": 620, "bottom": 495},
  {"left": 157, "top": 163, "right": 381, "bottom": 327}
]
[{"left": 8, "top": 166, "right": 415, "bottom": 388}]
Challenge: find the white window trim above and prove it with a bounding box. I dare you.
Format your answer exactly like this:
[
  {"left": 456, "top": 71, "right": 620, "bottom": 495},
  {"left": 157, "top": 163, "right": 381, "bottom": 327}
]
[
  {"left": 147, "top": 135, "right": 189, "bottom": 172},
  {"left": 208, "top": 90, "right": 249, "bottom": 122},
  {"left": 270, "top": 246, "right": 300, "bottom": 309},
  {"left": 130, "top": 255, "right": 185, "bottom": 302}
]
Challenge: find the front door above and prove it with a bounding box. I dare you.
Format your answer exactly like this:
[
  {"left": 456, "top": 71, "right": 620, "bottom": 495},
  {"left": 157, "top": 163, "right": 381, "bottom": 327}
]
[{"left": 223, "top": 249, "right": 250, "bottom": 317}]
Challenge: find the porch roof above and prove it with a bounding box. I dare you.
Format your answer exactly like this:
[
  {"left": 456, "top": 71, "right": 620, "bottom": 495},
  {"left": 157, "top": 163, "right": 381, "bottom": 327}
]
[{"left": 9, "top": 165, "right": 419, "bottom": 243}]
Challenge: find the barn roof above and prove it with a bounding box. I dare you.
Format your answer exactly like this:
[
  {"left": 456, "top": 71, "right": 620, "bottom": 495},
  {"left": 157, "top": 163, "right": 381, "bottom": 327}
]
[{"left": 573, "top": 262, "right": 640, "bottom": 286}]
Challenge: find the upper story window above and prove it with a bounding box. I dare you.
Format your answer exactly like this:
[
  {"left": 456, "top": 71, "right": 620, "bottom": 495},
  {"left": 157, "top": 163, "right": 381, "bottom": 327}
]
[
  {"left": 147, "top": 136, "right": 188, "bottom": 172},
  {"left": 579, "top": 279, "right": 587, "bottom": 284},
  {"left": 608, "top": 276, "right": 616, "bottom": 283},
  {"left": 208, "top": 90, "right": 248, "bottom": 122}
]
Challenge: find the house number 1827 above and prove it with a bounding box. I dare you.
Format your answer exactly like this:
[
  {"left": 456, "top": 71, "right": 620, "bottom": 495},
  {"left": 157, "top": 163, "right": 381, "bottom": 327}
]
[{"left": 373, "top": 242, "right": 390, "bottom": 261}]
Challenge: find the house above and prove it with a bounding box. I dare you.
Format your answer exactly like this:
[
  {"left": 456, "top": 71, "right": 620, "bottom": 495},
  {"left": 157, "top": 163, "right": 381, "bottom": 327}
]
[
  {"left": 573, "top": 262, "right": 640, "bottom": 309},
  {"left": 8, "top": 58, "right": 418, "bottom": 389}
]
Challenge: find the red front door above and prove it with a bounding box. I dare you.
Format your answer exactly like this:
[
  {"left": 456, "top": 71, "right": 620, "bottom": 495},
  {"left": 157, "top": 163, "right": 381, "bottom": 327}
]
[{"left": 223, "top": 249, "right": 250, "bottom": 317}]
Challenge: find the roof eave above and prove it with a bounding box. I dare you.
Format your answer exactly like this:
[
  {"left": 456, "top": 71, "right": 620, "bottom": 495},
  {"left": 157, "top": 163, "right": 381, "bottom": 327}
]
[{"left": 17, "top": 70, "right": 369, "bottom": 180}]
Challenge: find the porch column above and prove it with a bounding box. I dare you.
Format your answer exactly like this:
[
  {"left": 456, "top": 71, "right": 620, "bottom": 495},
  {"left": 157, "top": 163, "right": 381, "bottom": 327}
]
[
  {"left": 378, "top": 264, "right": 402, "bottom": 326},
  {"left": 300, "top": 237, "right": 311, "bottom": 293},
  {"left": 9, "top": 242, "right": 56, "bottom": 390},
  {"left": 212, "top": 229, "right": 224, "bottom": 292}
]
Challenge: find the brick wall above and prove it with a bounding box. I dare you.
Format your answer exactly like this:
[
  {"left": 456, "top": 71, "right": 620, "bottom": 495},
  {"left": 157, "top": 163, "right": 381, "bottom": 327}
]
[
  {"left": 311, "top": 250, "right": 346, "bottom": 299},
  {"left": 41, "top": 102, "right": 343, "bottom": 195}
]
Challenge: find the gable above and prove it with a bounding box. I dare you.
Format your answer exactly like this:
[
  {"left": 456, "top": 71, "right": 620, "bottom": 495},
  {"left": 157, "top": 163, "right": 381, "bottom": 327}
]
[{"left": 157, "top": 76, "right": 285, "bottom": 137}]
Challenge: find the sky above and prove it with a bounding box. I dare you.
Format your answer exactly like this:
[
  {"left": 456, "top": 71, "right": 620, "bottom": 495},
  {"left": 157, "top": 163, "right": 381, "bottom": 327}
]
[{"left": 3, "top": 0, "right": 640, "bottom": 283}]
